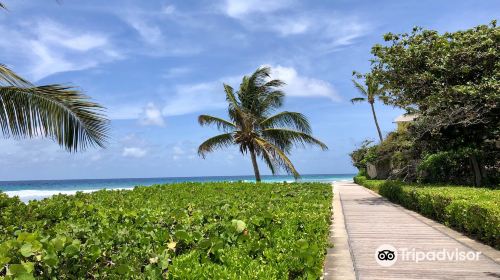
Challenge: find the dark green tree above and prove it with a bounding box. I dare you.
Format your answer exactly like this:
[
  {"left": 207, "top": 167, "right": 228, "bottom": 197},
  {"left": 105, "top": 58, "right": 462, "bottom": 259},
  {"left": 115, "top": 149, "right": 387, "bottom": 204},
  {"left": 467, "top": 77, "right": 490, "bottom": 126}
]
[{"left": 368, "top": 21, "right": 499, "bottom": 185}]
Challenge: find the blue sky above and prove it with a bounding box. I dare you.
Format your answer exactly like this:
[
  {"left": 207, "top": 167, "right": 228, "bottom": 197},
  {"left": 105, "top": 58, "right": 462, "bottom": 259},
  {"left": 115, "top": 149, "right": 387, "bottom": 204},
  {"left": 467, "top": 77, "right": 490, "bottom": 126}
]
[{"left": 0, "top": 0, "right": 498, "bottom": 180}]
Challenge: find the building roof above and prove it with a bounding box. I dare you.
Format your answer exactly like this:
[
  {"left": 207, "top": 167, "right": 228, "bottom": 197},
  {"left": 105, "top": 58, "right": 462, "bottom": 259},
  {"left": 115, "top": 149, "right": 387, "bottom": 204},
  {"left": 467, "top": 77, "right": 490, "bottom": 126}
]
[{"left": 394, "top": 114, "right": 418, "bottom": 123}]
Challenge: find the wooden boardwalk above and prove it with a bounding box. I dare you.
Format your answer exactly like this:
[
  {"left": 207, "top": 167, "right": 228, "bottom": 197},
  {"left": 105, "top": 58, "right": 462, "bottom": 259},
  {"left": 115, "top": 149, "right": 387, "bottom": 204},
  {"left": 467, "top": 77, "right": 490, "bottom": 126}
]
[{"left": 324, "top": 182, "right": 500, "bottom": 280}]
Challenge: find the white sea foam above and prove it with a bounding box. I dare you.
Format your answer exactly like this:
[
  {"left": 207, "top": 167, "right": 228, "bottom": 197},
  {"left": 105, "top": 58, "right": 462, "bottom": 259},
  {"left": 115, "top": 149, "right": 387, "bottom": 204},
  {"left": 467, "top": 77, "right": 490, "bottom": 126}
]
[{"left": 5, "top": 187, "right": 135, "bottom": 203}]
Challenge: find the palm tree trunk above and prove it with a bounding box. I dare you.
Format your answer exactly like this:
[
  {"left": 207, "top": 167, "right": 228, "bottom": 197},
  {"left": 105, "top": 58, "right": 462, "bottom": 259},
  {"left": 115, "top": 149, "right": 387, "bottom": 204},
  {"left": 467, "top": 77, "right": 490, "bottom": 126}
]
[
  {"left": 370, "top": 101, "right": 383, "bottom": 142},
  {"left": 249, "top": 147, "right": 261, "bottom": 182}
]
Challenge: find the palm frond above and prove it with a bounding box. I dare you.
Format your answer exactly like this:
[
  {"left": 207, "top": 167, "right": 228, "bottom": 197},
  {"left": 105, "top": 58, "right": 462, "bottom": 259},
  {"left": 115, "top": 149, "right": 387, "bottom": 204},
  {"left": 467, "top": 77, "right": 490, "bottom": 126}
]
[
  {"left": 352, "top": 79, "right": 368, "bottom": 97},
  {"left": 261, "top": 128, "right": 328, "bottom": 152},
  {"left": 260, "top": 147, "right": 277, "bottom": 175},
  {"left": 260, "top": 90, "right": 284, "bottom": 113},
  {"left": 0, "top": 65, "right": 30, "bottom": 87},
  {"left": 350, "top": 97, "right": 366, "bottom": 104},
  {"left": 260, "top": 111, "right": 311, "bottom": 133},
  {"left": 254, "top": 137, "right": 300, "bottom": 178},
  {"left": 198, "top": 114, "right": 236, "bottom": 132},
  {"left": 249, "top": 67, "right": 271, "bottom": 87},
  {"left": 224, "top": 84, "right": 238, "bottom": 107},
  {"left": 263, "top": 79, "right": 285, "bottom": 88},
  {"left": 0, "top": 85, "right": 109, "bottom": 152},
  {"left": 197, "top": 132, "right": 234, "bottom": 158}
]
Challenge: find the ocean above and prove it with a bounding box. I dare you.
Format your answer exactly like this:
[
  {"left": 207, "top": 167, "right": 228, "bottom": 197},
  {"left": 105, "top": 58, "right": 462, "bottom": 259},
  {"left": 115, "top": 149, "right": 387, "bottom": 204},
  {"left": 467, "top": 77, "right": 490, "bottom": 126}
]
[{"left": 0, "top": 174, "right": 354, "bottom": 202}]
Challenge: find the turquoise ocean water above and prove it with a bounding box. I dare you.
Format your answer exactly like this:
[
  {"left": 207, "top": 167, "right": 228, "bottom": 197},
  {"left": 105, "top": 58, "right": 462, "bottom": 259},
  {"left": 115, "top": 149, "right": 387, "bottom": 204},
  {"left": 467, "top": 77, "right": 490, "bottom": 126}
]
[{"left": 0, "top": 174, "right": 354, "bottom": 202}]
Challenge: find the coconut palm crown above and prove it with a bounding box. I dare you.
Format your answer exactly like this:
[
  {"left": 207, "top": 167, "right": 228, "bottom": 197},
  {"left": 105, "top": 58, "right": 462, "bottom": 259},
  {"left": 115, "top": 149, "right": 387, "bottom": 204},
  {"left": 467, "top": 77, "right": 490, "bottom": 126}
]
[
  {"left": 351, "top": 74, "right": 386, "bottom": 142},
  {"left": 198, "top": 67, "right": 328, "bottom": 182}
]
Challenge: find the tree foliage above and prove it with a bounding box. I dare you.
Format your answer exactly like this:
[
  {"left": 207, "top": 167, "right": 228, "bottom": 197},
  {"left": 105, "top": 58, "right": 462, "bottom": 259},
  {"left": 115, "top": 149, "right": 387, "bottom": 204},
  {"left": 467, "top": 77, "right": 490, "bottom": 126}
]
[
  {"left": 371, "top": 21, "right": 499, "bottom": 148},
  {"left": 357, "top": 21, "right": 500, "bottom": 185}
]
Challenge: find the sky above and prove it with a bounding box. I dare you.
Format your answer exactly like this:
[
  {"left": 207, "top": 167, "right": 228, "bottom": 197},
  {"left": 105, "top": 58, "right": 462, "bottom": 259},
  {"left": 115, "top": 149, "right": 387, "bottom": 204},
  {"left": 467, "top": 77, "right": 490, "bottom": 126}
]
[{"left": 0, "top": 0, "right": 498, "bottom": 180}]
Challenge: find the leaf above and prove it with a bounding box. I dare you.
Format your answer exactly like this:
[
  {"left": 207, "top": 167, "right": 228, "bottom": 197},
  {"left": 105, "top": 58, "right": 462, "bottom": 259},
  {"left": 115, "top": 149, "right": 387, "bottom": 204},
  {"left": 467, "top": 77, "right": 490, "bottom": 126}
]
[
  {"left": 19, "top": 244, "right": 33, "bottom": 257},
  {"left": 22, "top": 262, "right": 34, "bottom": 273},
  {"left": 64, "top": 244, "right": 80, "bottom": 256},
  {"left": 198, "top": 239, "right": 211, "bottom": 250},
  {"left": 116, "top": 264, "right": 129, "bottom": 275},
  {"left": 174, "top": 230, "right": 189, "bottom": 241},
  {"left": 0, "top": 256, "right": 11, "bottom": 266},
  {"left": 231, "top": 220, "right": 246, "bottom": 233},
  {"left": 8, "top": 263, "right": 27, "bottom": 275},
  {"left": 14, "top": 273, "right": 35, "bottom": 280},
  {"left": 43, "top": 252, "right": 58, "bottom": 267},
  {"left": 52, "top": 237, "right": 66, "bottom": 252}
]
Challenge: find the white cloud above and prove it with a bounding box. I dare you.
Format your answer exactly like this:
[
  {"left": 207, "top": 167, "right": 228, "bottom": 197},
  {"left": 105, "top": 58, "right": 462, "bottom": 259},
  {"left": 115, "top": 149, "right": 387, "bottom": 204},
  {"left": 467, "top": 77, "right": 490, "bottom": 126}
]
[
  {"left": 220, "top": 2, "right": 369, "bottom": 52},
  {"left": 268, "top": 65, "right": 340, "bottom": 101},
  {"left": 162, "top": 4, "right": 176, "bottom": 15},
  {"left": 126, "top": 17, "right": 163, "bottom": 45},
  {"left": 272, "top": 18, "right": 311, "bottom": 36},
  {"left": 160, "top": 65, "right": 339, "bottom": 117},
  {"left": 222, "top": 0, "right": 293, "bottom": 18},
  {"left": 139, "top": 103, "right": 165, "bottom": 127},
  {"left": 122, "top": 147, "right": 147, "bottom": 158},
  {"left": 163, "top": 66, "right": 191, "bottom": 79},
  {"left": 0, "top": 19, "right": 120, "bottom": 81},
  {"left": 107, "top": 104, "right": 142, "bottom": 120},
  {"left": 161, "top": 79, "right": 231, "bottom": 116},
  {"left": 319, "top": 18, "right": 368, "bottom": 51},
  {"left": 110, "top": 65, "right": 337, "bottom": 123},
  {"left": 173, "top": 146, "right": 185, "bottom": 155},
  {"left": 119, "top": 10, "right": 202, "bottom": 57}
]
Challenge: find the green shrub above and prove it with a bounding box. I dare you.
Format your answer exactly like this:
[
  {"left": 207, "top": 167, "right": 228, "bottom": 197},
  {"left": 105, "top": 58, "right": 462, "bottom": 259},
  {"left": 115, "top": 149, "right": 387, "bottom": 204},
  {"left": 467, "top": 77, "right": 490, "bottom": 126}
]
[
  {"left": 0, "top": 182, "right": 332, "bottom": 279},
  {"left": 353, "top": 175, "right": 387, "bottom": 193},
  {"left": 355, "top": 177, "right": 500, "bottom": 249}
]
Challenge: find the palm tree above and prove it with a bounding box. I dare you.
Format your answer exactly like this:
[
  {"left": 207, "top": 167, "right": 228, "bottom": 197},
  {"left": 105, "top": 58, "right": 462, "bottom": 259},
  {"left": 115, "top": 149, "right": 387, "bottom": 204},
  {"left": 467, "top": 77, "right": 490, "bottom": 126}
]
[
  {"left": 0, "top": 64, "right": 108, "bottom": 151},
  {"left": 351, "top": 74, "right": 385, "bottom": 142},
  {"left": 197, "top": 67, "right": 328, "bottom": 182},
  {"left": 0, "top": 2, "right": 108, "bottom": 151}
]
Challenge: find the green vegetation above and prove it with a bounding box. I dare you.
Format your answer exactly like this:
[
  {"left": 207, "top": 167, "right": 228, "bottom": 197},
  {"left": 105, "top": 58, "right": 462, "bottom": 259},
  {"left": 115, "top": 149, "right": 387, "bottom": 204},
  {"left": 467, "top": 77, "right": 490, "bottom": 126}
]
[
  {"left": 354, "top": 175, "right": 500, "bottom": 249},
  {"left": 0, "top": 182, "right": 332, "bottom": 279},
  {"left": 352, "top": 175, "right": 385, "bottom": 193},
  {"left": 198, "top": 67, "right": 327, "bottom": 182},
  {"left": 351, "top": 21, "right": 499, "bottom": 186}
]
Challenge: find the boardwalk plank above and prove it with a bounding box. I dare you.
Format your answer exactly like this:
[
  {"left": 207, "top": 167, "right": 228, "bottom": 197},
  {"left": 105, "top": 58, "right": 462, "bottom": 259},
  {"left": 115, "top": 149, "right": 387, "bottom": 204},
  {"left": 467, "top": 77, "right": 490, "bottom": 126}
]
[{"left": 324, "top": 182, "right": 500, "bottom": 280}]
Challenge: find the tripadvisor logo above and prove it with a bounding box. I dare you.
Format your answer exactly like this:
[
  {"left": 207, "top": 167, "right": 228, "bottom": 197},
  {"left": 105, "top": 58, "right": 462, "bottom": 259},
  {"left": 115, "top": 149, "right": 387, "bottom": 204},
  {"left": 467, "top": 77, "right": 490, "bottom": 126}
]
[
  {"left": 375, "top": 244, "right": 397, "bottom": 267},
  {"left": 375, "top": 244, "right": 482, "bottom": 267}
]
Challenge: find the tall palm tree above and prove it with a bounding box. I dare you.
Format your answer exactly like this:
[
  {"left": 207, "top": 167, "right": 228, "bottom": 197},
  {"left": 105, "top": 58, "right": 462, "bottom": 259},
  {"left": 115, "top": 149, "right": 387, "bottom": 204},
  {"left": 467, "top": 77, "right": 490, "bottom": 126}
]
[
  {"left": 198, "top": 67, "right": 328, "bottom": 182},
  {"left": 351, "top": 74, "right": 385, "bottom": 142},
  {"left": 0, "top": 64, "right": 108, "bottom": 151}
]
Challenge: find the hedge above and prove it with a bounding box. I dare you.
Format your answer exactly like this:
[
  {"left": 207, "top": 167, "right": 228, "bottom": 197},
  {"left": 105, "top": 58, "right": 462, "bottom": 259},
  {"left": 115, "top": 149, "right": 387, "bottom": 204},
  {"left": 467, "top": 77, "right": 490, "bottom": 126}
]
[{"left": 354, "top": 176, "right": 500, "bottom": 249}]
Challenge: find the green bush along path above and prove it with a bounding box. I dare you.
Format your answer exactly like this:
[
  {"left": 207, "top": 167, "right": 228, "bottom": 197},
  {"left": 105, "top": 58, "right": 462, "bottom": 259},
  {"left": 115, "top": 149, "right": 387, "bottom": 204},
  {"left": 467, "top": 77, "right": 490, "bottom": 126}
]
[{"left": 354, "top": 176, "right": 500, "bottom": 249}]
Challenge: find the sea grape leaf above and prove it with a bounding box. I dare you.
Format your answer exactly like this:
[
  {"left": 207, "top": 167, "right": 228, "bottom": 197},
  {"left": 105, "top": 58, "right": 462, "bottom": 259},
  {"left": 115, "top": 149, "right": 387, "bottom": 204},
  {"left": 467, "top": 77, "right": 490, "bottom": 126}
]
[
  {"left": 231, "top": 220, "right": 246, "bottom": 233},
  {"left": 19, "top": 244, "right": 33, "bottom": 257},
  {"left": 174, "top": 230, "right": 189, "bottom": 241},
  {"left": 198, "top": 239, "right": 211, "bottom": 250}
]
